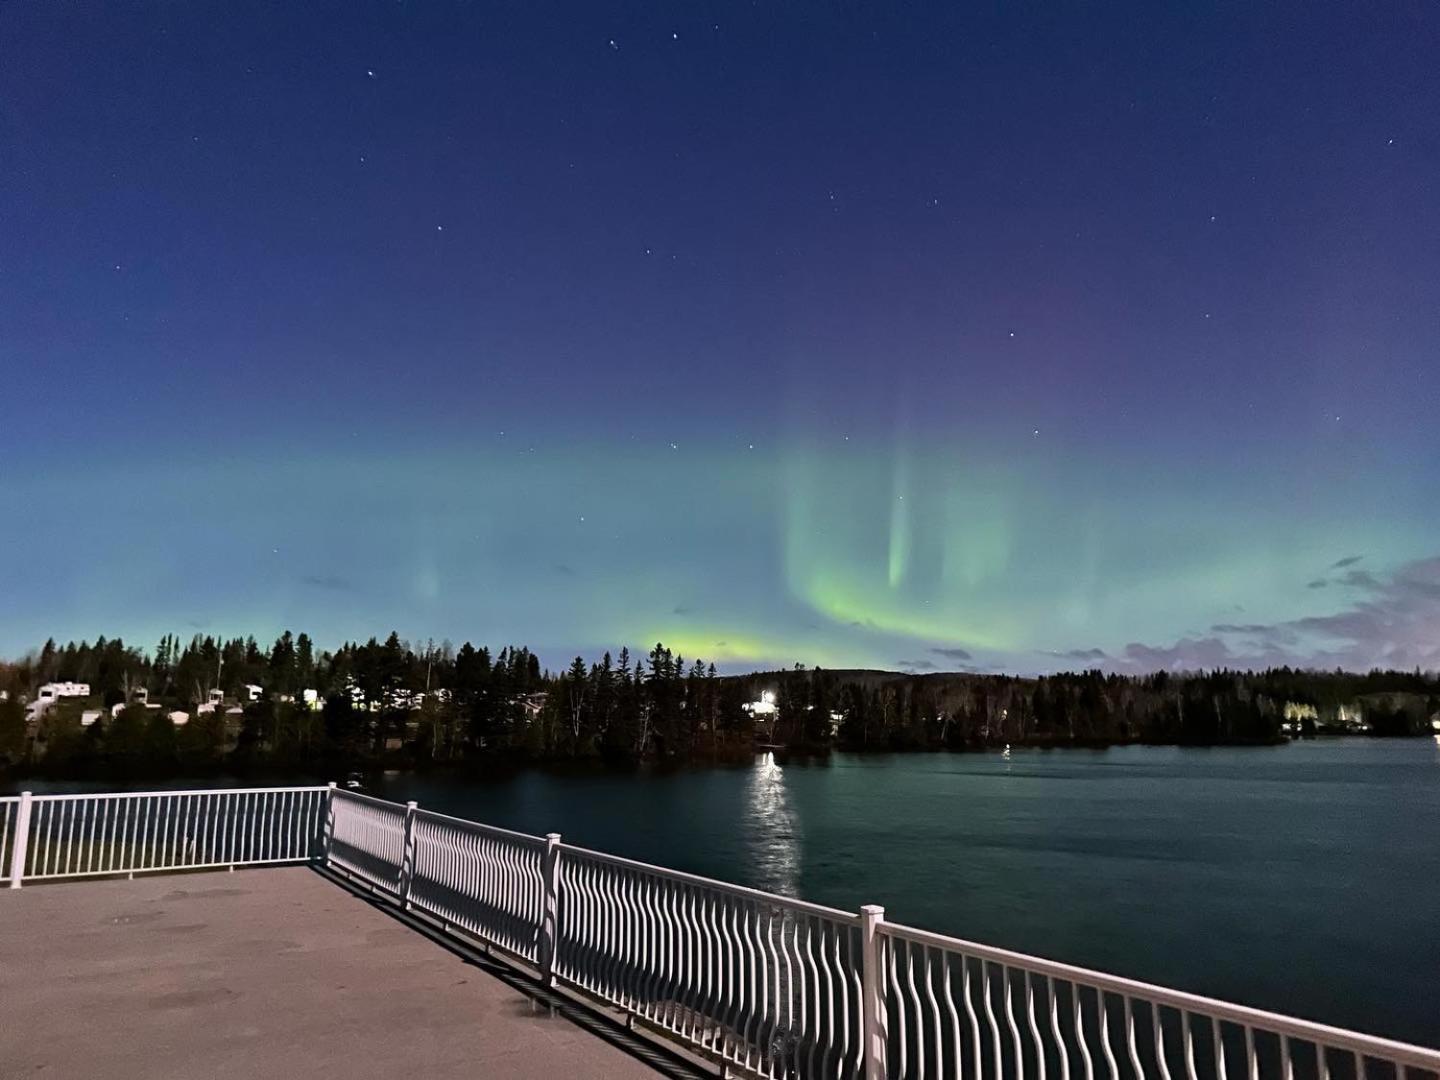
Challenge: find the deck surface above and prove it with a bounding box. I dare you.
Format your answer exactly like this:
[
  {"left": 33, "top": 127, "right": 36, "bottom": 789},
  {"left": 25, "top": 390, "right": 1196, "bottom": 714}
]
[{"left": 0, "top": 866, "right": 666, "bottom": 1079}]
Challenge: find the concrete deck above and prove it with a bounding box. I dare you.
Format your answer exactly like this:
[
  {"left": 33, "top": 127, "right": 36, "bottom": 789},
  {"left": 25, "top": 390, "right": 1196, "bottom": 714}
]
[{"left": 0, "top": 867, "right": 676, "bottom": 1079}]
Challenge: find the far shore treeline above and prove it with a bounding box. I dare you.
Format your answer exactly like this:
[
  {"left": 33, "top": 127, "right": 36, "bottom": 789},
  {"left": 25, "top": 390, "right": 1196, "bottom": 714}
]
[{"left": 1, "top": 632, "right": 1437, "bottom": 780}]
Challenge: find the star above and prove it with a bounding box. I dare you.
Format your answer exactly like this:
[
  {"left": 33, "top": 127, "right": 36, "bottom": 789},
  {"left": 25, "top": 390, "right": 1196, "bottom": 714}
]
[
  {"left": 436, "top": 225, "right": 444, "bottom": 232},
  {"left": 1008, "top": 331, "right": 1015, "bottom": 338},
  {"left": 366, "top": 69, "right": 375, "bottom": 79},
  {"left": 608, "top": 38, "right": 618, "bottom": 50},
  {"left": 672, "top": 32, "right": 678, "bottom": 40}
]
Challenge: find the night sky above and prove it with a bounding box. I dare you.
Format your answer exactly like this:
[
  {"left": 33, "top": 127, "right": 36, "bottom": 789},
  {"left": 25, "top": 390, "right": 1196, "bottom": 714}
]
[{"left": 3, "top": 2, "right": 1438, "bottom": 673}]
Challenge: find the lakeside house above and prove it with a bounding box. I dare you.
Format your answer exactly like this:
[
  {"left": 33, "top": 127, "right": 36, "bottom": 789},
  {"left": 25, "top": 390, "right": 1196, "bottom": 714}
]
[{"left": 25, "top": 682, "right": 91, "bottom": 724}]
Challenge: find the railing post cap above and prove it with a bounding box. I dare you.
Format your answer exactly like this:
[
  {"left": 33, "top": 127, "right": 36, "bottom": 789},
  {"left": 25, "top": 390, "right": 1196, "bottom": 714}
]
[
  {"left": 327, "top": 781, "right": 337, "bottom": 789},
  {"left": 406, "top": 800, "right": 418, "bottom": 809},
  {"left": 545, "top": 832, "right": 562, "bottom": 842},
  {"left": 861, "top": 903, "right": 885, "bottom": 917}
]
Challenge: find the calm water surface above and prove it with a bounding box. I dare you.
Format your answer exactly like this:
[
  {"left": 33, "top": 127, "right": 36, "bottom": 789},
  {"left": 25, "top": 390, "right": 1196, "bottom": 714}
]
[{"left": 371, "top": 741, "right": 1440, "bottom": 1046}]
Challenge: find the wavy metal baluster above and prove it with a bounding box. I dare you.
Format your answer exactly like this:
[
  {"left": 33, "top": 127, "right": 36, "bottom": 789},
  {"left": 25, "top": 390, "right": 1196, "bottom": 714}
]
[
  {"left": 1051, "top": 978, "right": 1071, "bottom": 1080},
  {"left": 685, "top": 883, "right": 705, "bottom": 1039},
  {"left": 891, "top": 934, "right": 909, "bottom": 1078},
  {"left": 924, "top": 946, "right": 943, "bottom": 1079},
  {"left": 1126, "top": 998, "right": 1143, "bottom": 1080},
  {"left": 941, "top": 948, "right": 963, "bottom": 1080},
  {"left": 1183, "top": 1011, "right": 1199, "bottom": 1080},
  {"left": 818, "top": 918, "right": 839, "bottom": 1078},
  {"left": 1155, "top": 1003, "right": 1173, "bottom": 1080},
  {"left": 836, "top": 924, "right": 856, "bottom": 1079},
  {"left": 1027, "top": 972, "right": 1047, "bottom": 1080},
  {"left": 1075, "top": 984, "right": 1095, "bottom": 1080},
  {"left": 1005, "top": 967, "right": 1025, "bottom": 1080},
  {"left": 983, "top": 960, "right": 1004, "bottom": 1080}
]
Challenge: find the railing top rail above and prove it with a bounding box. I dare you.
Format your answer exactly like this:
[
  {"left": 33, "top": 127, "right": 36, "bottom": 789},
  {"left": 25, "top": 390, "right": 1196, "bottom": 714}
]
[
  {"left": 26, "top": 785, "right": 329, "bottom": 802},
  {"left": 332, "top": 787, "right": 408, "bottom": 811},
  {"left": 412, "top": 805, "right": 546, "bottom": 846},
  {"left": 881, "top": 920, "right": 1440, "bottom": 1069},
  {"left": 559, "top": 840, "right": 859, "bottom": 925}
]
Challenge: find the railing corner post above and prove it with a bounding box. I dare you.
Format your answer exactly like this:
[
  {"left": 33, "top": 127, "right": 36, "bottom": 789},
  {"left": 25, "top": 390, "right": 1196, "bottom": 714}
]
[
  {"left": 8, "top": 791, "right": 33, "bottom": 889},
  {"left": 540, "top": 832, "right": 562, "bottom": 988},
  {"left": 399, "top": 800, "right": 418, "bottom": 909},
  {"left": 860, "top": 903, "right": 887, "bottom": 1080},
  {"left": 320, "top": 781, "right": 338, "bottom": 866}
]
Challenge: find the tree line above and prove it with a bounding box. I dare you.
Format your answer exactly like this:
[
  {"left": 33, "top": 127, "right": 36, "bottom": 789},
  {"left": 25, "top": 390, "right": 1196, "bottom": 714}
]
[{"left": 1, "top": 631, "right": 1435, "bottom": 779}]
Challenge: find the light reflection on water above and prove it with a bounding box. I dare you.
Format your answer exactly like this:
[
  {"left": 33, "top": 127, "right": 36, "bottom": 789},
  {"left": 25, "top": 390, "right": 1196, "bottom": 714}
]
[{"left": 744, "top": 751, "right": 800, "bottom": 897}]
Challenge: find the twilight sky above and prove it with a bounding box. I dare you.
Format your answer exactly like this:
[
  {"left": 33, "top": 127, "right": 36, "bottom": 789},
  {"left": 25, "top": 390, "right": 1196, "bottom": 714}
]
[{"left": 3, "top": 2, "right": 1438, "bottom": 673}]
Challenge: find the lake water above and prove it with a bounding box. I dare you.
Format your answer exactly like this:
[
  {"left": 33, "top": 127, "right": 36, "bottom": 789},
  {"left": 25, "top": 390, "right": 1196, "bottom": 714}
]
[{"left": 369, "top": 741, "right": 1440, "bottom": 1047}]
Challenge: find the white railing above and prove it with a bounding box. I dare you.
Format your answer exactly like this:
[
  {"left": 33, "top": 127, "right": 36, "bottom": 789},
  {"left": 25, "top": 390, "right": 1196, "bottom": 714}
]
[
  {"left": 876, "top": 920, "right": 1440, "bottom": 1080},
  {"left": 4, "top": 787, "right": 328, "bottom": 886},
  {"left": 408, "top": 805, "right": 549, "bottom": 964},
  {"left": 322, "top": 790, "right": 1440, "bottom": 1080},
  {"left": 325, "top": 788, "right": 408, "bottom": 896},
  {"left": 556, "top": 843, "right": 864, "bottom": 1078}
]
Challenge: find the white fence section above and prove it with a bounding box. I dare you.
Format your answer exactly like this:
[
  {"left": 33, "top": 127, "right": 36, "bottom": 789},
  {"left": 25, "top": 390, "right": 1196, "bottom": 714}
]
[
  {"left": 876, "top": 921, "right": 1440, "bottom": 1080},
  {"left": 408, "top": 806, "right": 549, "bottom": 964},
  {"left": 321, "top": 790, "right": 1440, "bottom": 1080},
  {"left": 5, "top": 787, "right": 327, "bottom": 886},
  {"left": 325, "top": 787, "right": 408, "bottom": 896},
  {"left": 556, "top": 844, "right": 865, "bottom": 1078},
  {"left": 1, "top": 795, "right": 18, "bottom": 886}
]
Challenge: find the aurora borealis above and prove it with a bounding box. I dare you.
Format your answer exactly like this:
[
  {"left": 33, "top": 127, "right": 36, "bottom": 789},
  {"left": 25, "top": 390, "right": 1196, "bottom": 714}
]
[{"left": 3, "top": 3, "right": 1438, "bottom": 673}]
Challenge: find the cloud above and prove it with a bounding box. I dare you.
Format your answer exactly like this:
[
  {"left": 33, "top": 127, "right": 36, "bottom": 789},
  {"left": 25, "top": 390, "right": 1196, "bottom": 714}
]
[
  {"left": 1307, "top": 579, "right": 1328, "bottom": 589},
  {"left": 1106, "top": 555, "right": 1440, "bottom": 672},
  {"left": 897, "top": 658, "right": 938, "bottom": 671},
  {"left": 929, "top": 646, "right": 972, "bottom": 661},
  {"left": 672, "top": 605, "right": 693, "bottom": 615},
  {"left": 1330, "top": 555, "right": 1364, "bottom": 569},
  {"left": 300, "top": 574, "right": 353, "bottom": 591},
  {"left": 1336, "top": 569, "right": 1381, "bottom": 590},
  {"left": 1040, "top": 647, "right": 1110, "bottom": 662},
  {"left": 553, "top": 564, "right": 576, "bottom": 576}
]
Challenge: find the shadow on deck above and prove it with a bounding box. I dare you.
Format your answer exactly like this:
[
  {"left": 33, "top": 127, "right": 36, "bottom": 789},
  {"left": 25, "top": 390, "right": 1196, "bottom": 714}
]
[{"left": 0, "top": 865, "right": 714, "bottom": 1080}]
